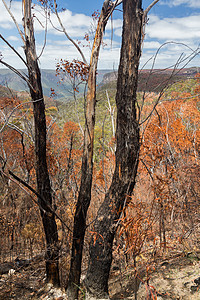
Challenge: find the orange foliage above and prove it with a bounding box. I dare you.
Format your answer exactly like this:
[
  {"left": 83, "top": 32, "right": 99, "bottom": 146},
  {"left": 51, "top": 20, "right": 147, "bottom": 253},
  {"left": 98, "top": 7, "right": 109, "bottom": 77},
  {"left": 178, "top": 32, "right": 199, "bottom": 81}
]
[
  {"left": 121, "top": 77, "right": 200, "bottom": 258},
  {"left": 56, "top": 59, "right": 89, "bottom": 92},
  {"left": 47, "top": 121, "right": 83, "bottom": 203}
]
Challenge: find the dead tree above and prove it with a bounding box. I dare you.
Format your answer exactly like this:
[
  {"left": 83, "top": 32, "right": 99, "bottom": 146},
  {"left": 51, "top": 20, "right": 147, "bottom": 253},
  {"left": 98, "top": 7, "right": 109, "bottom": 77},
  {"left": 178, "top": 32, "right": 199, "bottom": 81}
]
[
  {"left": 1, "top": 0, "right": 60, "bottom": 286},
  {"left": 23, "top": 0, "right": 60, "bottom": 286},
  {"left": 84, "top": 0, "right": 160, "bottom": 299},
  {"left": 66, "top": 1, "right": 115, "bottom": 299}
]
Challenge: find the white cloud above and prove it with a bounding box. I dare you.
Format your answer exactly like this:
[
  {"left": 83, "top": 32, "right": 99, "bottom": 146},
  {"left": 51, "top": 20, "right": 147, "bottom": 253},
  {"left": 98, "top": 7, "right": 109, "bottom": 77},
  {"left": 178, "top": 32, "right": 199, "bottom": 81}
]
[
  {"left": 114, "top": 28, "right": 122, "bottom": 37},
  {"left": 7, "top": 36, "right": 19, "bottom": 41},
  {"left": 140, "top": 51, "right": 197, "bottom": 70},
  {"left": 38, "top": 39, "right": 121, "bottom": 69},
  {"left": 0, "top": 1, "right": 23, "bottom": 30},
  {"left": 36, "top": 42, "right": 91, "bottom": 69},
  {"left": 0, "top": 22, "right": 13, "bottom": 30},
  {"left": 161, "top": 0, "right": 200, "bottom": 8},
  {"left": 0, "top": 45, "right": 26, "bottom": 69},
  {"left": 146, "top": 14, "right": 200, "bottom": 41},
  {"left": 45, "top": 9, "right": 92, "bottom": 37},
  {"left": 144, "top": 41, "right": 161, "bottom": 49},
  {"left": 101, "top": 39, "right": 120, "bottom": 48},
  {"left": 106, "top": 18, "right": 123, "bottom": 31},
  {"left": 0, "top": 38, "right": 120, "bottom": 70},
  {"left": 0, "top": 1, "right": 122, "bottom": 39},
  {"left": 0, "top": 0, "right": 199, "bottom": 71},
  {"left": 140, "top": 41, "right": 200, "bottom": 70},
  {"left": 0, "top": 0, "right": 92, "bottom": 38},
  {"left": 99, "top": 47, "right": 121, "bottom": 69}
]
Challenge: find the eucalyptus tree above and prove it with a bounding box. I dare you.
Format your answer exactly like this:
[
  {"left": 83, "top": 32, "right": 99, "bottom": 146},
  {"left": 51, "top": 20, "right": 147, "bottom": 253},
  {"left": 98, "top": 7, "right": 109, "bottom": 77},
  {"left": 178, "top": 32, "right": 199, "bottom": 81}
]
[
  {"left": 65, "top": 1, "right": 120, "bottom": 298},
  {"left": 0, "top": 0, "right": 161, "bottom": 297},
  {"left": 1, "top": 0, "right": 60, "bottom": 286},
  {"left": 84, "top": 0, "right": 160, "bottom": 299}
]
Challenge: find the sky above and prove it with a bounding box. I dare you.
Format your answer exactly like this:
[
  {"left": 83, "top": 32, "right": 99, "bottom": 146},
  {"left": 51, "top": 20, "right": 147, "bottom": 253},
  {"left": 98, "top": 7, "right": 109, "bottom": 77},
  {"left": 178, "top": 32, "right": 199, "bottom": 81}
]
[{"left": 0, "top": 0, "right": 200, "bottom": 70}]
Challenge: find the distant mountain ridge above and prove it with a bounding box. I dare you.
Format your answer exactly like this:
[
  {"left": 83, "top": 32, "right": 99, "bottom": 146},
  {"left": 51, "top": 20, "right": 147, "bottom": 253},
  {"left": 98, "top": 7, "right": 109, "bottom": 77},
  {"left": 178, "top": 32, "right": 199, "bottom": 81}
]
[
  {"left": 100, "top": 67, "right": 200, "bottom": 93},
  {"left": 0, "top": 69, "right": 113, "bottom": 101},
  {"left": 0, "top": 67, "right": 199, "bottom": 99},
  {"left": 0, "top": 69, "right": 77, "bottom": 100}
]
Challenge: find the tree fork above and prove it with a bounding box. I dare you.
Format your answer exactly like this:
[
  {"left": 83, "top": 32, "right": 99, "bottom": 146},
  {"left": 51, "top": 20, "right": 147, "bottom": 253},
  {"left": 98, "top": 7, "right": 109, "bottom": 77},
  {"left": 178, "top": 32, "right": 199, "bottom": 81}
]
[
  {"left": 84, "top": 0, "right": 143, "bottom": 298},
  {"left": 66, "top": 1, "right": 113, "bottom": 299}
]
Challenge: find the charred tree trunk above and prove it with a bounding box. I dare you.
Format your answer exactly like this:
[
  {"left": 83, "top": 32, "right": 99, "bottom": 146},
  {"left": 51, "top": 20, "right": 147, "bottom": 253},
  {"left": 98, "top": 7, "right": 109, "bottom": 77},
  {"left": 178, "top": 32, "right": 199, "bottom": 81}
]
[
  {"left": 67, "top": 2, "right": 113, "bottom": 299},
  {"left": 23, "top": 0, "right": 60, "bottom": 286},
  {"left": 85, "top": 0, "right": 142, "bottom": 298}
]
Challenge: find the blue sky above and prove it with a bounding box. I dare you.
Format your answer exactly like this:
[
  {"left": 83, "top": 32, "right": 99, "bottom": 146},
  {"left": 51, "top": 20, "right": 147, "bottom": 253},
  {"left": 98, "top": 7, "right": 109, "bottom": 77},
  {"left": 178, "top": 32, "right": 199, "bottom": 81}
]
[{"left": 0, "top": 0, "right": 200, "bottom": 70}]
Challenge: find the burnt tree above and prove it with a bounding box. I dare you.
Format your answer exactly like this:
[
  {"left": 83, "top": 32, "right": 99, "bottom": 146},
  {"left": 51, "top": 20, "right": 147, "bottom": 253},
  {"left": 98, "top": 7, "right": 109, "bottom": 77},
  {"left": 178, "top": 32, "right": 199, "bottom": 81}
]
[
  {"left": 67, "top": 1, "right": 114, "bottom": 299},
  {"left": 23, "top": 0, "right": 60, "bottom": 286},
  {"left": 84, "top": 0, "right": 153, "bottom": 298}
]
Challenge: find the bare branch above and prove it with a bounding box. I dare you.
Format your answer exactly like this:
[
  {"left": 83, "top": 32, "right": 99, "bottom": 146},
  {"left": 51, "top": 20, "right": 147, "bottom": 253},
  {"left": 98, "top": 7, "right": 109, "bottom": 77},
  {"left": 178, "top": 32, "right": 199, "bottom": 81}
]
[
  {"left": 0, "top": 97, "right": 44, "bottom": 134},
  {"left": 2, "top": 0, "right": 26, "bottom": 45},
  {"left": 112, "top": 0, "right": 122, "bottom": 7},
  {"left": 0, "top": 34, "right": 28, "bottom": 67},
  {"left": 106, "top": 89, "right": 115, "bottom": 137},
  {"left": 37, "top": 8, "right": 48, "bottom": 59},
  {"left": 104, "top": 0, "right": 119, "bottom": 22},
  {"left": 143, "top": 0, "right": 160, "bottom": 20},
  {"left": 7, "top": 170, "right": 73, "bottom": 232},
  {"left": 53, "top": 0, "right": 88, "bottom": 65},
  {"left": 0, "top": 60, "right": 34, "bottom": 90}
]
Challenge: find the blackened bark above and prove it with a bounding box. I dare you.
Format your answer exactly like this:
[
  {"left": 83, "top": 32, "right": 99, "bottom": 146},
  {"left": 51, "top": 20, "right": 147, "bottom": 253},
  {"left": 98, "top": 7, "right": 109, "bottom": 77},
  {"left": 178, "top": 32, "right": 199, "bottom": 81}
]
[
  {"left": 23, "top": 0, "right": 60, "bottom": 286},
  {"left": 67, "top": 2, "right": 113, "bottom": 299},
  {"left": 85, "top": 0, "right": 142, "bottom": 298}
]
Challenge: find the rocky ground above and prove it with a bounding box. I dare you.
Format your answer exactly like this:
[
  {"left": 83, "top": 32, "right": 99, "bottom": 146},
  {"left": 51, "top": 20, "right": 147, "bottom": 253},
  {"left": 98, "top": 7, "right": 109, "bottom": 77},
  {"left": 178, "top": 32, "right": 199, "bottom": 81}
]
[
  {"left": 110, "top": 253, "right": 200, "bottom": 299},
  {"left": 1, "top": 253, "right": 200, "bottom": 299}
]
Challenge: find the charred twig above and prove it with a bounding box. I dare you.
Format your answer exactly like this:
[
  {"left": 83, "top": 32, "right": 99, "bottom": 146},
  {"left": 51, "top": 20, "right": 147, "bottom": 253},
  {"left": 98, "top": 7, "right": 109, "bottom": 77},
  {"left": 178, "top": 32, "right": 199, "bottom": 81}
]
[{"left": 6, "top": 170, "right": 72, "bottom": 232}]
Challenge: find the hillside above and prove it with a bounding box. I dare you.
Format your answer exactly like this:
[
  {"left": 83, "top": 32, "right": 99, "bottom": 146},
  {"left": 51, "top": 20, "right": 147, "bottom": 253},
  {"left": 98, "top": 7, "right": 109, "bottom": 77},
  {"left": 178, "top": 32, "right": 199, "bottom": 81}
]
[
  {"left": 0, "top": 69, "right": 112, "bottom": 101},
  {"left": 100, "top": 67, "right": 200, "bottom": 93},
  {"left": 0, "top": 69, "right": 74, "bottom": 100},
  {"left": 0, "top": 84, "right": 15, "bottom": 98},
  {"left": 1, "top": 67, "right": 200, "bottom": 300},
  {"left": 1, "top": 252, "right": 200, "bottom": 299},
  {"left": 0, "top": 67, "right": 199, "bottom": 101}
]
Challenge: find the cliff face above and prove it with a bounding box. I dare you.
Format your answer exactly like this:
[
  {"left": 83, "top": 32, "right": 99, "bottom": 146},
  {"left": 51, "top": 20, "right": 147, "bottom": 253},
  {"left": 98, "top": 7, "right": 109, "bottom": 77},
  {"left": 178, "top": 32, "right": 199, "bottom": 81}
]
[
  {"left": 99, "top": 67, "right": 200, "bottom": 92},
  {"left": 0, "top": 69, "right": 113, "bottom": 100},
  {"left": 0, "top": 67, "right": 199, "bottom": 97},
  {"left": 101, "top": 71, "right": 118, "bottom": 85}
]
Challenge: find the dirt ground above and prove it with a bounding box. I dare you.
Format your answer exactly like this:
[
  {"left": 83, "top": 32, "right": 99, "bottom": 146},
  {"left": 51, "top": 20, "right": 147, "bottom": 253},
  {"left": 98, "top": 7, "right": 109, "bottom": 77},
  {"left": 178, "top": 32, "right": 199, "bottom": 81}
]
[
  {"left": 110, "top": 253, "right": 200, "bottom": 299},
  {"left": 1, "top": 253, "right": 200, "bottom": 299}
]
